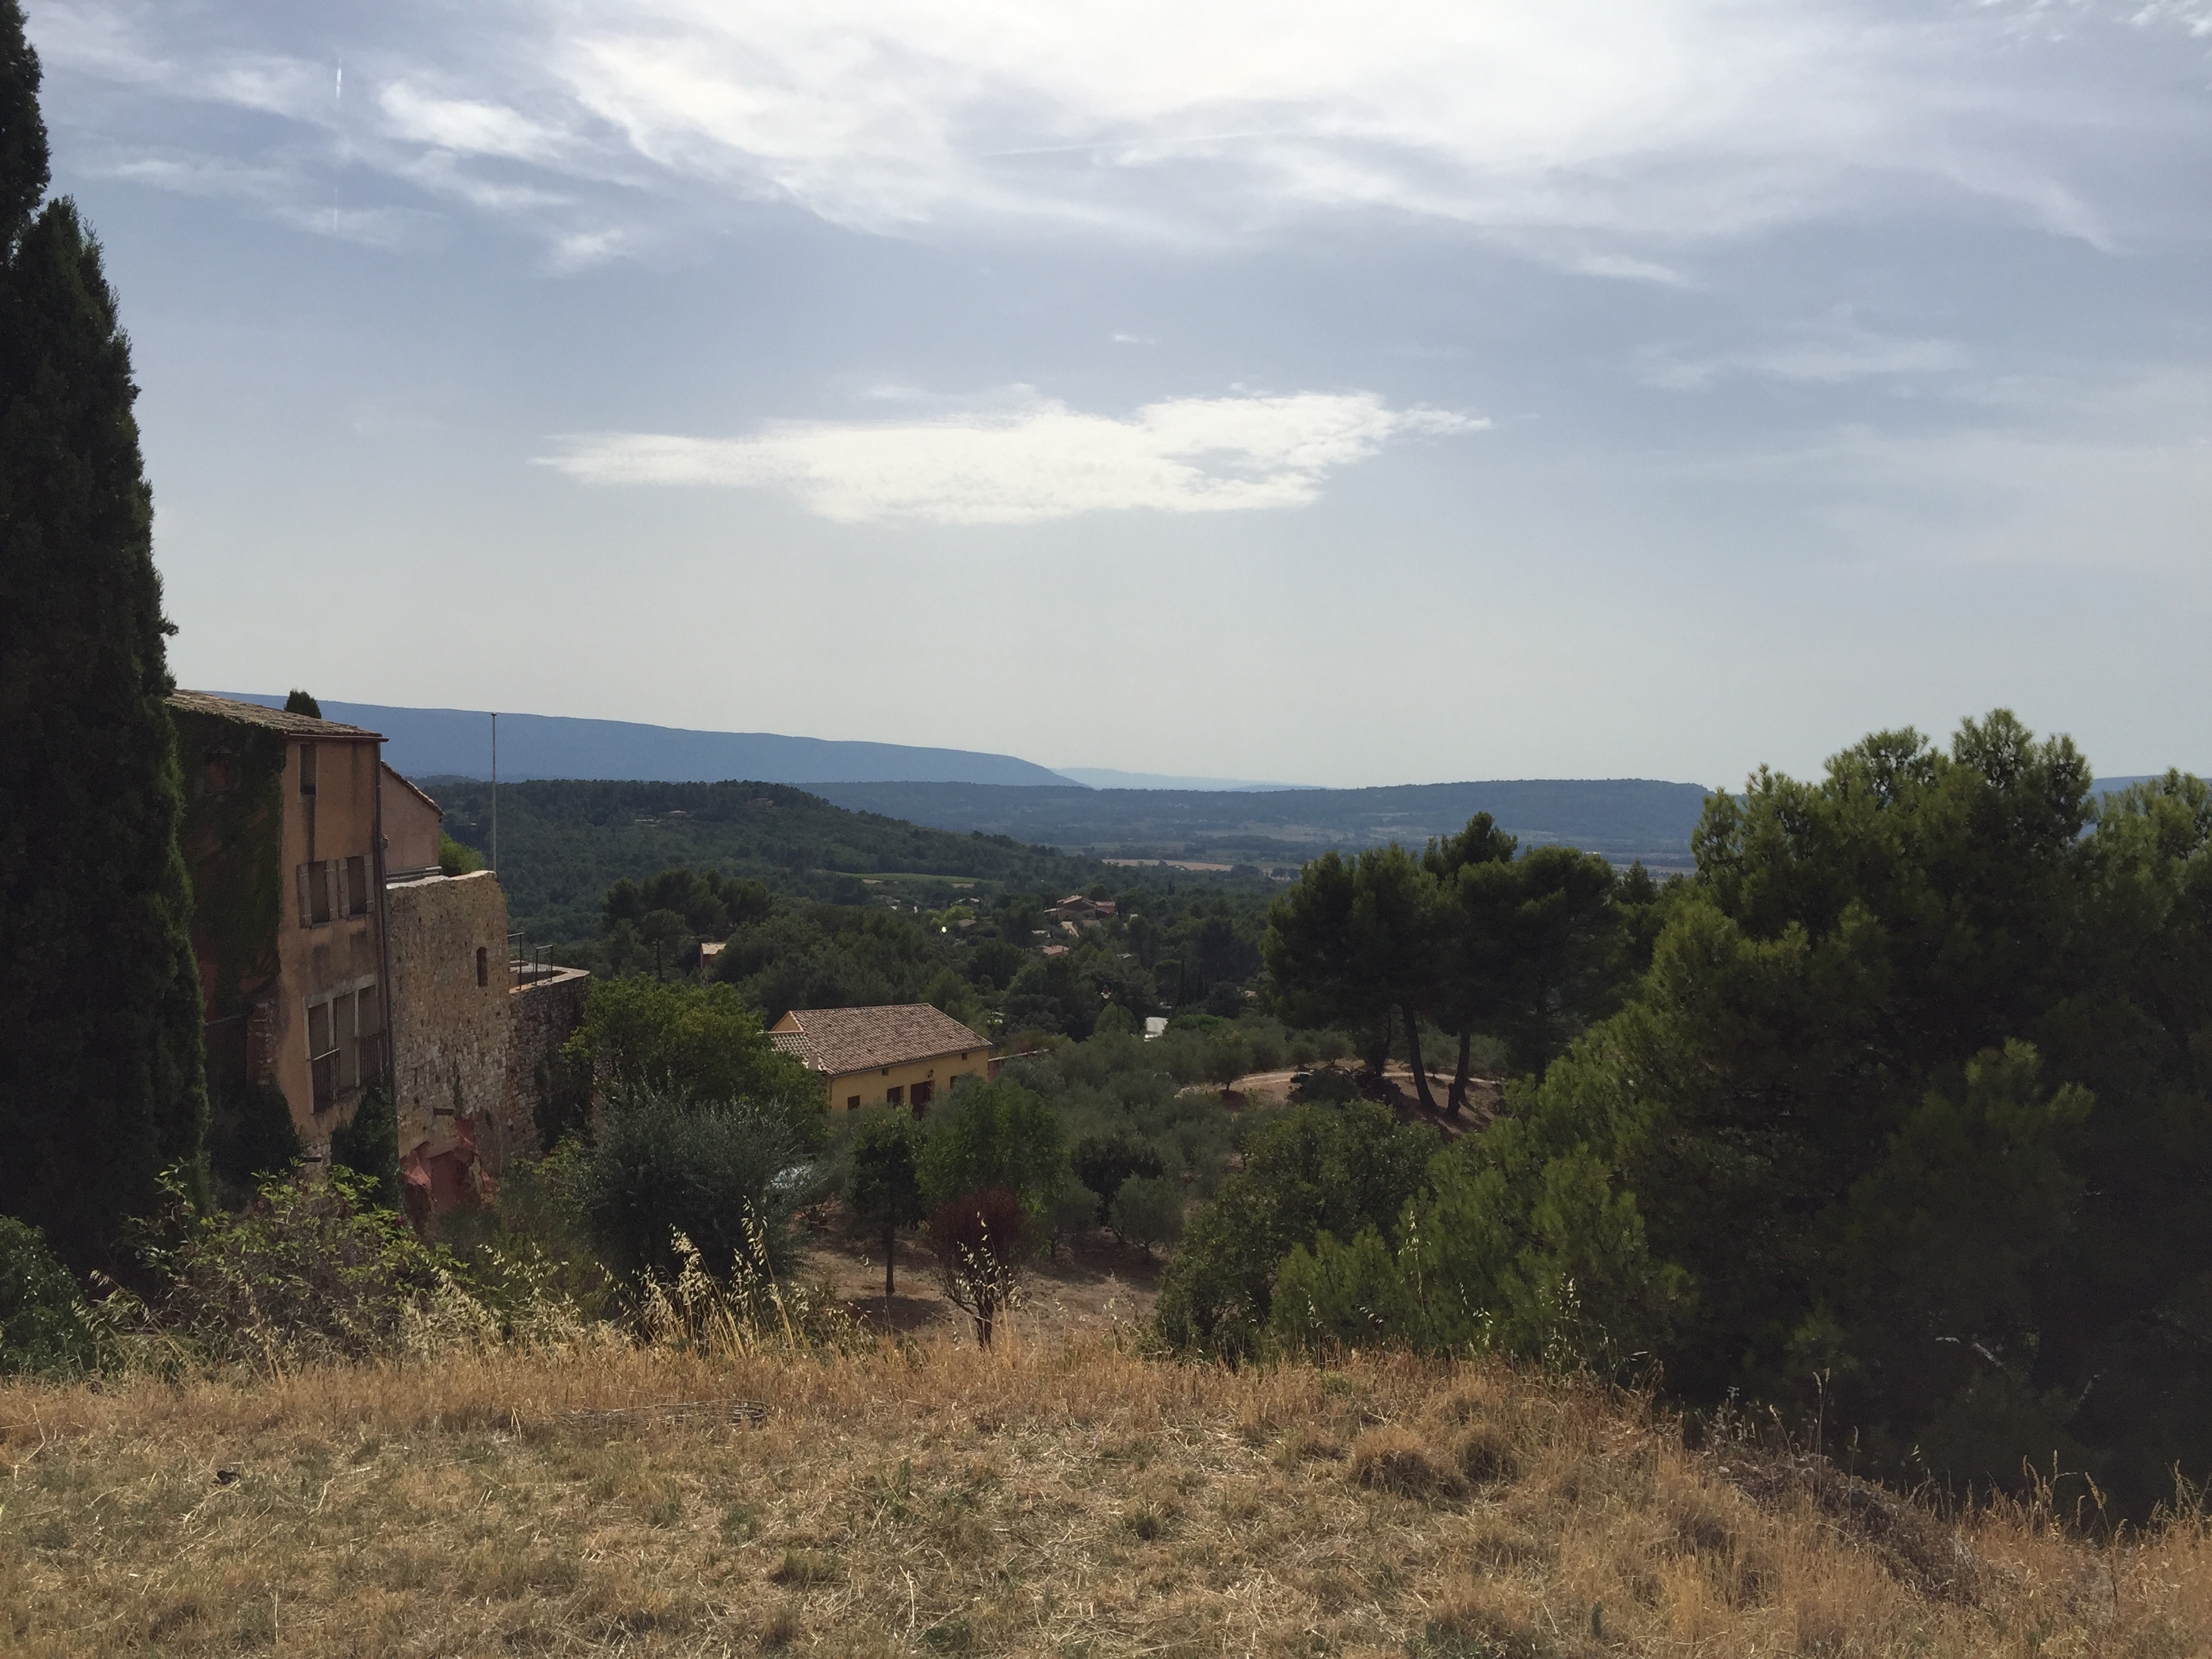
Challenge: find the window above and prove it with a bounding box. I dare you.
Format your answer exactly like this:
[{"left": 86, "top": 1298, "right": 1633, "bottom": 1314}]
[
  {"left": 476, "top": 946, "right": 489, "bottom": 987},
  {"left": 307, "top": 997, "right": 338, "bottom": 1108},
  {"left": 298, "top": 741, "right": 316, "bottom": 796},
  {"left": 910, "top": 1079, "right": 934, "bottom": 1112},
  {"left": 298, "top": 859, "right": 371, "bottom": 926},
  {"left": 846, "top": 1095, "right": 861, "bottom": 1111},
  {"left": 298, "top": 860, "right": 333, "bottom": 926},
  {"left": 307, "top": 982, "right": 381, "bottom": 1109},
  {"left": 885, "top": 1085, "right": 903, "bottom": 1107}
]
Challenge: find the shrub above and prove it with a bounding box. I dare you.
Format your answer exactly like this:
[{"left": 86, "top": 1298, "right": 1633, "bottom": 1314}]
[
  {"left": 144, "top": 1168, "right": 472, "bottom": 1364},
  {"left": 0, "top": 1217, "right": 97, "bottom": 1376},
  {"left": 1048, "top": 1183, "right": 1103, "bottom": 1256},
  {"left": 1292, "top": 1067, "right": 1360, "bottom": 1106},
  {"left": 204, "top": 1077, "right": 302, "bottom": 1204},
  {"left": 1153, "top": 1101, "right": 1437, "bottom": 1361},
  {"left": 329, "top": 1083, "right": 400, "bottom": 1209},
  {"left": 562, "top": 977, "right": 825, "bottom": 1151},
  {"left": 916, "top": 1080, "right": 1067, "bottom": 1221},
  {"left": 581, "top": 1088, "right": 806, "bottom": 1286},
  {"left": 927, "top": 1187, "right": 1028, "bottom": 1346},
  {"left": 1108, "top": 1174, "right": 1185, "bottom": 1256},
  {"left": 437, "top": 833, "right": 484, "bottom": 876},
  {"left": 429, "top": 1136, "right": 618, "bottom": 1325},
  {"left": 1072, "top": 1130, "right": 1164, "bottom": 1222}
]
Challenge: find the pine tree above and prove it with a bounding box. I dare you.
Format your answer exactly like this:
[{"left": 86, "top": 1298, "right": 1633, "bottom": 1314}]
[{"left": 0, "top": 0, "right": 208, "bottom": 1275}]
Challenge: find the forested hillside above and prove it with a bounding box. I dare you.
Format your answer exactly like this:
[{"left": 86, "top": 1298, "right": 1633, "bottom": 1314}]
[
  {"left": 812, "top": 777, "right": 1717, "bottom": 870},
  {"left": 425, "top": 778, "right": 1107, "bottom": 946}
]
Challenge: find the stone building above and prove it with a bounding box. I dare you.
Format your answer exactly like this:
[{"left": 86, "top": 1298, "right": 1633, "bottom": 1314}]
[
  {"left": 168, "top": 691, "right": 587, "bottom": 1206},
  {"left": 171, "top": 692, "right": 395, "bottom": 1153}
]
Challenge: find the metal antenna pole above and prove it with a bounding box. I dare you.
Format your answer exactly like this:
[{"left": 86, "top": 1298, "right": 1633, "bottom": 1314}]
[{"left": 490, "top": 711, "right": 498, "bottom": 876}]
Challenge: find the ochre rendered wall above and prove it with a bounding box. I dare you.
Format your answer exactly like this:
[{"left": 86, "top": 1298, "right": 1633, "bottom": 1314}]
[
  {"left": 273, "top": 735, "right": 385, "bottom": 1152},
  {"left": 825, "top": 1050, "right": 989, "bottom": 1115},
  {"left": 382, "top": 766, "right": 443, "bottom": 874}
]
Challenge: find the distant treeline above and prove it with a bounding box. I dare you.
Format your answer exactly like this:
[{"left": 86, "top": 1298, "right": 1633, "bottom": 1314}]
[
  {"left": 424, "top": 778, "right": 1110, "bottom": 946},
  {"left": 810, "top": 778, "right": 1719, "bottom": 869}
]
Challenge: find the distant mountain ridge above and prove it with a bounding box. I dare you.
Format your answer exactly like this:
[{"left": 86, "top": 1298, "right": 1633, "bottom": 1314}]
[
  {"left": 216, "top": 695, "right": 1074, "bottom": 787},
  {"left": 1052, "top": 766, "right": 1313, "bottom": 792}
]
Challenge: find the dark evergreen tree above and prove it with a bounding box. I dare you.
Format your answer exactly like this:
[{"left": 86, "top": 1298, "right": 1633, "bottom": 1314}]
[
  {"left": 0, "top": 1, "right": 208, "bottom": 1275},
  {"left": 281, "top": 688, "right": 320, "bottom": 718}
]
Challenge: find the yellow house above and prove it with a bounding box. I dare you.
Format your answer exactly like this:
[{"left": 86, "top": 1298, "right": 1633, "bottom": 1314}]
[{"left": 768, "top": 1004, "right": 991, "bottom": 1114}]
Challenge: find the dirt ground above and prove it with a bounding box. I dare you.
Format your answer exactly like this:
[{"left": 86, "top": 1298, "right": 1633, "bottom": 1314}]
[
  {"left": 798, "top": 1212, "right": 1163, "bottom": 1347},
  {"left": 1231, "top": 1061, "right": 1503, "bottom": 1135}
]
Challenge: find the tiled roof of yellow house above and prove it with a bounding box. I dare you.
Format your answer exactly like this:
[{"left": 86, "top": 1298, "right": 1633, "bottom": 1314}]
[
  {"left": 167, "top": 689, "right": 384, "bottom": 741},
  {"left": 770, "top": 1004, "right": 989, "bottom": 1076}
]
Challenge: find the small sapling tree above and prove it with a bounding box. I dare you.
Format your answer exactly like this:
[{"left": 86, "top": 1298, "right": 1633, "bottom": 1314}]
[
  {"left": 927, "top": 1187, "right": 1028, "bottom": 1347},
  {"left": 846, "top": 1108, "right": 926, "bottom": 1303}
]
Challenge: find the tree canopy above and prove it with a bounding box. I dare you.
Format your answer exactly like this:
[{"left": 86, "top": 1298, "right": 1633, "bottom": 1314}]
[
  {"left": 1263, "top": 714, "right": 2212, "bottom": 1514},
  {"left": 0, "top": 1, "right": 207, "bottom": 1274}
]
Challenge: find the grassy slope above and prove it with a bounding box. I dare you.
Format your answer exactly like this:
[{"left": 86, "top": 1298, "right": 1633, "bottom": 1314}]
[
  {"left": 420, "top": 779, "right": 1107, "bottom": 945},
  {"left": 4, "top": 1338, "right": 2202, "bottom": 1657}
]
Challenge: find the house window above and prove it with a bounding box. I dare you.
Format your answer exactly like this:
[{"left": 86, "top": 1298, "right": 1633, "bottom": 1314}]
[
  {"left": 910, "top": 1079, "right": 934, "bottom": 1112},
  {"left": 885, "top": 1085, "right": 903, "bottom": 1107},
  {"left": 476, "top": 946, "right": 489, "bottom": 987},
  {"left": 308, "top": 983, "right": 382, "bottom": 1109},
  {"left": 307, "top": 997, "right": 338, "bottom": 1108},
  {"left": 299, "top": 741, "right": 316, "bottom": 796},
  {"left": 298, "top": 859, "right": 371, "bottom": 927},
  {"left": 299, "top": 860, "right": 335, "bottom": 926},
  {"left": 846, "top": 1095, "right": 861, "bottom": 1111}
]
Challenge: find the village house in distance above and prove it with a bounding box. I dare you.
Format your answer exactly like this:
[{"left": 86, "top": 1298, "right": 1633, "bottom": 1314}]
[
  {"left": 769, "top": 1004, "right": 990, "bottom": 1113},
  {"left": 167, "top": 692, "right": 586, "bottom": 1211}
]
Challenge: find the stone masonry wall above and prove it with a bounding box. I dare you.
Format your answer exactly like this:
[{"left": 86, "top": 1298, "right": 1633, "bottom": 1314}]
[
  {"left": 503, "top": 967, "right": 592, "bottom": 1170},
  {"left": 384, "top": 871, "right": 511, "bottom": 1169}
]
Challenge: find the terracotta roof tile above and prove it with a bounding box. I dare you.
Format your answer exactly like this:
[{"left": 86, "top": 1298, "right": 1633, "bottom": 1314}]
[
  {"left": 774, "top": 1004, "right": 988, "bottom": 1076},
  {"left": 167, "top": 689, "right": 383, "bottom": 741}
]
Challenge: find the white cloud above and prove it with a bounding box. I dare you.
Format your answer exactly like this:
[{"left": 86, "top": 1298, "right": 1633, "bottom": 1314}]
[
  {"left": 30, "top": 1, "right": 2212, "bottom": 260},
  {"left": 539, "top": 391, "right": 1481, "bottom": 523},
  {"left": 378, "top": 83, "right": 567, "bottom": 165}
]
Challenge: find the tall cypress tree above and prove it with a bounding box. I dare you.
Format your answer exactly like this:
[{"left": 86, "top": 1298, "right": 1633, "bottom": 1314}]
[{"left": 0, "top": 0, "right": 208, "bottom": 1275}]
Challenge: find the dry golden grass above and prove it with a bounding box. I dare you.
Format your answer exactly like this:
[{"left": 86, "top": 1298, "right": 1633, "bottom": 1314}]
[{"left": 3, "top": 1330, "right": 2207, "bottom": 1657}]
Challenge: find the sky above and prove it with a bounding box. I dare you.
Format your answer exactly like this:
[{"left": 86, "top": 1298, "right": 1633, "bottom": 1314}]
[{"left": 26, "top": 0, "right": 2212, "bottom": 789}]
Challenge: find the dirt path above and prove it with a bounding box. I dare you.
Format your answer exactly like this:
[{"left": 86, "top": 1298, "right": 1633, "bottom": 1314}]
[
  {"left": 1230, "top": 1062, "right": 1503, "bottom": 1134},
  {"left": 797, "top": 1210, "right": 1162, "bottom": 1346}
]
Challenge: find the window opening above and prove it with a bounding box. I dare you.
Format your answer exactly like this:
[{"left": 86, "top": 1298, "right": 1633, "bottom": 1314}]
[
  {"left": 476, "top": 946, "right": 489, "bottom": 987},
  {"left": 345, "top": 855, "right": 369, "bottom": 917},
  {"left": 298, "top": 741, "right": 316, "bottom": 796},
  {"left": 307, "top": 997, "right": 338, "bottom": 1109},
  {"left": 885, "top": 1085, "right": 903, "bottom": 1107},
  {"left": 299, "top": 860, "right": 334, "bottom": 926},
  {"left": 846, "top": 1095, "right": 861, "bottom": 1111},
  {"left": 910, "top": 1079, "right": 934, "bottom": 1111}
]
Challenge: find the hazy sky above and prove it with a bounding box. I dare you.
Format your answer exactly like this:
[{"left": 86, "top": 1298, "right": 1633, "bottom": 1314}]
[{"left": 28, "top": 1, "right": 2212, "bottom": 787}]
